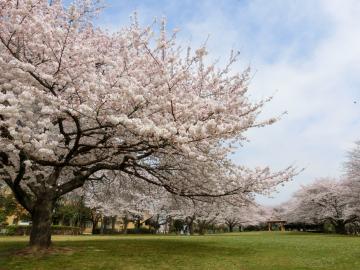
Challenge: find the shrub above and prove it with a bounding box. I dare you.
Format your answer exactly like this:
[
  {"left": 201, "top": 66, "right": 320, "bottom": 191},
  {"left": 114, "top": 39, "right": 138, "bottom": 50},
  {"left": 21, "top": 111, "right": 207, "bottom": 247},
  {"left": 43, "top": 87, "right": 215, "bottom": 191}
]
[
  {"left": 51, "top": 225, "right": 81, "bottom": 235},
  {"left": 125, "top": 228, "right": 156, "bottom": 234},
  {"left": 0, "top": 225, "right": 81, "bottom": 236}
]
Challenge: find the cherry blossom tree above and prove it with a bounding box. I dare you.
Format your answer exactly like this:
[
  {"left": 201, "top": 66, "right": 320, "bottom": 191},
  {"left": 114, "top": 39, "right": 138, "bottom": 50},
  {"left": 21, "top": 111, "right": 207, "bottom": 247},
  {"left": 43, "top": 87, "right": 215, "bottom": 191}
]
[
  {"left": 283, "top": 178, "right": 358, "bottom": 234},
  {"left": 222, "top": 203, "right": 266, "bottom": 232},
  {"left": 342, "top": 142, "right": 360, "bottom": 233},
  {"left": 280, "top": 142, "right": 360, "bottom": 234},
  {"left": 345, "top": 141, "right": 360, "bottom": 180},
  {"left": 344, "top": 141, "right": 360, "bottom": 206},
  {"left": 84, "top": 171, "right": 173, "bottom": 233},
  {"left": 0, "top": 0, "right": 295, "bottom": 249},
  {"left": 83, "top": 173, "right": 281, "bottom": 235},
  {"left": 166, "top": 198, "right": 219, "bottom": 235}
]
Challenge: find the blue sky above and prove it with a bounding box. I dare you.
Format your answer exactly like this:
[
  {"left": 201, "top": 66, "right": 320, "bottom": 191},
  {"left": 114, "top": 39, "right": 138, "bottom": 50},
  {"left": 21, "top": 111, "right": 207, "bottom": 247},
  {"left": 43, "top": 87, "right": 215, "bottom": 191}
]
[{"left": 91, "top": 0, "right": 360, "bottom": 205}]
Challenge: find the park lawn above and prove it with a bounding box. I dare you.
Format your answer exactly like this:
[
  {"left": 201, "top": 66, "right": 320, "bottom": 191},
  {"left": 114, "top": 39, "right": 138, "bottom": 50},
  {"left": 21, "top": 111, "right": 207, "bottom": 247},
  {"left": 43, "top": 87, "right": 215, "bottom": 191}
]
[{"left": 0, "top": 232, "right": 359, "bottom": 270}]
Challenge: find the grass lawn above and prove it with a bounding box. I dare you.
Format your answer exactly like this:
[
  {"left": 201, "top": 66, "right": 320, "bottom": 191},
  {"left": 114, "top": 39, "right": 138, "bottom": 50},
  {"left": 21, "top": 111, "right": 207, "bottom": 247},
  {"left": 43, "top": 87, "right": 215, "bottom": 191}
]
[{"left": 0, "top": 232, "right": 359, "bottom": 270}]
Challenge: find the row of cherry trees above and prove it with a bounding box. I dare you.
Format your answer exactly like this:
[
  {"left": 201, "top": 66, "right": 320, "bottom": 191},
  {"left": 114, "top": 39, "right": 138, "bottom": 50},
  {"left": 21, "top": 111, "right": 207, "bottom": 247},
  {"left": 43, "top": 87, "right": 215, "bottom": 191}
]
[
  {"left": 83, "top": 174, "right": 268, "bottom": 234},
  {"left": 277, "top": 142, "right": 360, "bottom": 234}
]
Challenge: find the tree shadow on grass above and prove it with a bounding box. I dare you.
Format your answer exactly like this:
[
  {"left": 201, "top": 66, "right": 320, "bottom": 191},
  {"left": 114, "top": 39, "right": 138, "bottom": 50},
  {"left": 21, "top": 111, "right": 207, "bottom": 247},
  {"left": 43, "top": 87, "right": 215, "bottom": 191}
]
[{"left": 0, "top": 238, "right": 258, "bottom": 270}]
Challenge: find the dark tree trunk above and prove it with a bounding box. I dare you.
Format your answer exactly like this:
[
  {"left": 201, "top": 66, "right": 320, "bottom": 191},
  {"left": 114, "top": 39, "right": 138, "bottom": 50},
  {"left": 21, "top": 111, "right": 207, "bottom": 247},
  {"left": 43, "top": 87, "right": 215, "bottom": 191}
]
[
  {"left": 92, "top": 219, "right": 98, "bottom": 234},
  {"left": 100, "top": 216, "right": 106, "bottom": 234},
  {"left": 187, "top": 221, "right": 194, "bottom": 235},
  {"left": 91, "top": 211, "right": 100, "bottom": 234},
  {"left": 111, "top": 216, "right": 116, "bottom": 232},
  {"left": 135, "top": 218, "right": 141, "bottom": 229},
  {"left": 29, "top": 197, "right": 54, "bottom": 249},
  {"left": 186, "top": 216, "right": 195, "bottom": 235},
  {"left": 123, "top": 222, "right": 129, "bottom": 234},
  {"left": 122, "top": 216, "right": 129, "bottom": 234},
  {"left": 228, "top": 224, "right": 234, "bottom": 232},
  {"left": 335, "top": 221, "right": 346, "bottom": 234},
  {"left": 198, "top": 221, "right": 207, "bottom": 235}
]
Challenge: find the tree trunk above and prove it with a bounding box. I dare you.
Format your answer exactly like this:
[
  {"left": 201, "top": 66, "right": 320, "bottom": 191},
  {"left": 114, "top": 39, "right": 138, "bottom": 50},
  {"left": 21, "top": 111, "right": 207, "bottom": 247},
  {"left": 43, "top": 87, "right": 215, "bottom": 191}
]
[
  {"left": 186, "top": 216, "right": 195, "bottom": 235},
  {"left": 100, "top": 216, "right": 105, "bottom": 234},
  {"left": 111, "top": 216, "right": 116, "bottom": 232},
  {"left": 135, "top": 218, "right": 141, "bottom": 229},
  {"left": 92, "top": 219, "right": 98, "bottom": 234},
  {"left": 29, "top": 198, "right": 54, "bottom": 249},
  {"left": 123, "top": 222, "right": 128, "bottom": 234},
  {"left": 228, "top": 224, "right": 233, "bottom": 232},
  {"left": 198, "top": 221, "right": 206, "bottom": 235},
  {"left": 335, "top": 221, "right": 346, "bottom": 234},
  {"left": 187, "top": 221, "right": 194, "bottom": 235}
]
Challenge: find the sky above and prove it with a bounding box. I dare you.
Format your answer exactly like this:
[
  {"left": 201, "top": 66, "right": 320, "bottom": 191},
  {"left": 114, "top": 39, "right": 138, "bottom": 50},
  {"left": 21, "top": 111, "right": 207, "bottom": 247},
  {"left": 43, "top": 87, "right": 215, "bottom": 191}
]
[{"left": 91, "top": 0, "right": 360, "bottom": 206}]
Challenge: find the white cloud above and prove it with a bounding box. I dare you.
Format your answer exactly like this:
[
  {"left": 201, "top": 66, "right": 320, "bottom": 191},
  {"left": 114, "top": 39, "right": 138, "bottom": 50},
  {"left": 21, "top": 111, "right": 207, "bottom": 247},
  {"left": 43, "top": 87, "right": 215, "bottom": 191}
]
[{"left": 180, "top": 0, "right": 360, "bottom": 205}]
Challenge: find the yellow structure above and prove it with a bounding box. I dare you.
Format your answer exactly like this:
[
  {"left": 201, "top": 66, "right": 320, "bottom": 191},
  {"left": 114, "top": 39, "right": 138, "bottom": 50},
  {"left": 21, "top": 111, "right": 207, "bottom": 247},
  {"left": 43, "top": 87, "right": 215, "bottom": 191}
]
[
  {"left": 267, "top": 220, "right": 286, "bottom": 232},
  {"left": 5, "top": 215, "right": 16, "bottom": 225},
  {"left": 1, "top": 187, "right": 20, "bottom": 225},
  {"left": 82, "top": 214, "right": 152, "bottom": 234}
]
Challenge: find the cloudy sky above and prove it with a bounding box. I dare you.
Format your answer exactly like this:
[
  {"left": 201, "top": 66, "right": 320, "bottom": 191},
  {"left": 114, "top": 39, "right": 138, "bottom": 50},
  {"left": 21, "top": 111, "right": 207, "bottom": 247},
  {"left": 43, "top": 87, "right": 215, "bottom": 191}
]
[{"left": 93, "top": 0, "right": 360, "bottom": 205}]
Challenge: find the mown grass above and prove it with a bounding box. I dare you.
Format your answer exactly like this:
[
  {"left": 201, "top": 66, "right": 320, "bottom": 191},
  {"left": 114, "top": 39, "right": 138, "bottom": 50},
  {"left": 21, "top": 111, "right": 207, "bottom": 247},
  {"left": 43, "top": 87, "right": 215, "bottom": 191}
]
[{"left": 0, "top": 232, "right": 359, "bottom": 270}]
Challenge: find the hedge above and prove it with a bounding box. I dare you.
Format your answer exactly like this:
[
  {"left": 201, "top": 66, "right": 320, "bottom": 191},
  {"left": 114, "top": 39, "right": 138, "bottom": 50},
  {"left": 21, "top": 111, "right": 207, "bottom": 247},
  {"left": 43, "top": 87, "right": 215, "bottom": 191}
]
[
  {"left": 92, "top": 227, "right": 155, "bottom": 234},
  {"left": 0, "top": 225, "right": 81, "bottom": 236},
  {"left": 125, "top": 228, "right": 156, "bottom": 234}
]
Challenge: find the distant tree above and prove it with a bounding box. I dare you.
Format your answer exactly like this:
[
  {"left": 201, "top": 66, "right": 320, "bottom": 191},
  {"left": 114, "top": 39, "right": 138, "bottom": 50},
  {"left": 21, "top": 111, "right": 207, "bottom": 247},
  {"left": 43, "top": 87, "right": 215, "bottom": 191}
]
[
  {"left": 0, "top": 191, "right": 16, "bottom": 224},
  {"left": 172, "top": 219, "right": 185, "bottom": 234},
  {"left": 52, "top": 195, "right": 91, "bottom": 228},
  {"left": 89, "top": 208, "right": 102, "bottom": 234},
  {"left": 222, "top": 203, "right": 266, "bottom": 232},
  {"left": 284, "top": 178, "right": 358, "bottom": 234},
  {"left": 0, "top": 187, "right": 29, "bottom": 225},
  {"left": 344, "top": 141, "right": 360, "bottom": 222}
]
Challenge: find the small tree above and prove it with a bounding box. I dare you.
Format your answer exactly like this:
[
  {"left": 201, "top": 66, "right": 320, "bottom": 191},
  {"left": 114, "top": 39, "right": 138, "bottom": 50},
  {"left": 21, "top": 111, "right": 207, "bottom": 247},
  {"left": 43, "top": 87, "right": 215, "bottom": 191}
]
[
  {"left": 0, "top": 187, "right": 29, "bottom": 225},
  {"left": 220, "top": 201, "right": 267, "bottom": 232},
  {"left": 173, "top": 219, "right": 185, "bottom": 234},
  {"left": 52, "top": 195, "right": 91, "bottom": 228}
]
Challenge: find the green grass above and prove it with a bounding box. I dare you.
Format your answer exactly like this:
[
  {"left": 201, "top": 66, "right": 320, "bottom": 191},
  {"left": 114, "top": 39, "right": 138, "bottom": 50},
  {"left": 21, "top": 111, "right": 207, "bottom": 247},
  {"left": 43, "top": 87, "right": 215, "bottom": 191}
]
[{"left": 0, "top": 232, "right": 359, "bottom": 270}]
